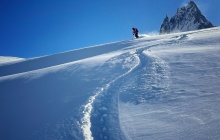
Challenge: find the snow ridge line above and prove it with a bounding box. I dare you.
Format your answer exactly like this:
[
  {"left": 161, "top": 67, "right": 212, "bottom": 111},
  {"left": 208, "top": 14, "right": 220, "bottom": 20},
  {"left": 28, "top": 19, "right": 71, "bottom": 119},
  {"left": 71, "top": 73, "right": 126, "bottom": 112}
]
[{"left": 80, "top": 51, "right": 141, "bottom": 140}]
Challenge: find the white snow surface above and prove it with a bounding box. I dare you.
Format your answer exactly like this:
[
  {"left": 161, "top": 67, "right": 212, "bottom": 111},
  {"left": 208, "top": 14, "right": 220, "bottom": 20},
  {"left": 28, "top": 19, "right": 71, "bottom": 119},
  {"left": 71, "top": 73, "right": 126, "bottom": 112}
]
[
  {"left": 0, "top": 56, "right": 25, "bottom": 65},
  {"left": 1, "top": 27, "right": 220, "bottom": 140}
]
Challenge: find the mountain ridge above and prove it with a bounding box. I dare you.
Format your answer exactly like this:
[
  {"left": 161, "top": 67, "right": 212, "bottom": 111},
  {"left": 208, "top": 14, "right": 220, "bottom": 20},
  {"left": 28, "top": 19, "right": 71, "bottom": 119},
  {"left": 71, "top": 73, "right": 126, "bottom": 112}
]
[{"left": 160, "top": 1, "right": 214, "bottom": 34}]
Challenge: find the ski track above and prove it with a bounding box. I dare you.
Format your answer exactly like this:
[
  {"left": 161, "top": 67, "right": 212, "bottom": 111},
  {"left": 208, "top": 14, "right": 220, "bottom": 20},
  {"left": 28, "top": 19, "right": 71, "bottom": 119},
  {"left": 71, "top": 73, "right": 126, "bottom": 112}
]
[
  {"left": 80, "top": 44, "right": 170, "bottom": 140},
  {"left": 80, "top": 50, "right": 141, "bottom": 140},
  {"left": 117, "top": 48, "right": 171, "bottom": 140}
]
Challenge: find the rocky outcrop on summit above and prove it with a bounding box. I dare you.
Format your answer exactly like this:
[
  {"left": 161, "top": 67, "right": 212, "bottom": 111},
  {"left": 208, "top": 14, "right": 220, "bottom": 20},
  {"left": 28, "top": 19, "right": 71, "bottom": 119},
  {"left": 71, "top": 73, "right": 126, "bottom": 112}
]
[
  {"left": 160, "top": 1, "right": 214, "bottom": 34},
  {"left": 160, "top": 15, "right": 171, "bottom": 34}
]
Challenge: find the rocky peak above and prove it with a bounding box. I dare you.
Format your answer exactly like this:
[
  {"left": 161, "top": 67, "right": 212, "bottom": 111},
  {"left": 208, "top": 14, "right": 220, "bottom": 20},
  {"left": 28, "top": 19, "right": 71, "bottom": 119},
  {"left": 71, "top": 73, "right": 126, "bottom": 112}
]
[{"left": 160, "top": 1, "right": 214, "bottom": 34}]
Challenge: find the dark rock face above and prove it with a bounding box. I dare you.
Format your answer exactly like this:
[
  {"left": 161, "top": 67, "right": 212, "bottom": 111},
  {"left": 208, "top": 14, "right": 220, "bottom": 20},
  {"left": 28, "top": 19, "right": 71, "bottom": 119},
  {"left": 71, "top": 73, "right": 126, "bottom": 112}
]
[
  {"left": 160, "top": 1, "right": 214, "bottom": 34},
  {"left": 160, "top": 15, "right": 170, "bottom": 34}
]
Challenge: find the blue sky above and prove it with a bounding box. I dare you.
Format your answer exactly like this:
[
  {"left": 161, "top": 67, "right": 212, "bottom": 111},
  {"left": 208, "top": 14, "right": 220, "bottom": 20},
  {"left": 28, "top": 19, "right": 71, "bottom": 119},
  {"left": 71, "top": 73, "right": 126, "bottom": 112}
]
[{"left": 0, "top": 0, "right": 219, "bottom": 58}]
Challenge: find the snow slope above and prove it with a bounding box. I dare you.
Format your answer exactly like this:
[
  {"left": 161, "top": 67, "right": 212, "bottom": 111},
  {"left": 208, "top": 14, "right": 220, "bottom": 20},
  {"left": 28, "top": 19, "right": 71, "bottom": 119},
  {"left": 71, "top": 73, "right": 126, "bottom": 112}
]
[{"left": 1, "top": 27, "right": 220, "bottom": 140}]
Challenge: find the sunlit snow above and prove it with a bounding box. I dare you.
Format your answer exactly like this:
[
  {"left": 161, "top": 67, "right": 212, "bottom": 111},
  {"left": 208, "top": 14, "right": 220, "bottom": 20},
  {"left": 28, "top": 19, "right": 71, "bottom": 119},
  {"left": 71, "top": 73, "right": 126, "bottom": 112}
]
[{"left": 1, "top": 27, "right": 220, "bottom": 140}]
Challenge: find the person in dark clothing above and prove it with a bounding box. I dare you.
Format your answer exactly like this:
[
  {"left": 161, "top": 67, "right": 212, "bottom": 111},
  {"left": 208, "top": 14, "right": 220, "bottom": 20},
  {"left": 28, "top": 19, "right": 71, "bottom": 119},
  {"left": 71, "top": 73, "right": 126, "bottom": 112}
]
[{"left": 132, "top": 28, "right": 139, "bottom": 38}]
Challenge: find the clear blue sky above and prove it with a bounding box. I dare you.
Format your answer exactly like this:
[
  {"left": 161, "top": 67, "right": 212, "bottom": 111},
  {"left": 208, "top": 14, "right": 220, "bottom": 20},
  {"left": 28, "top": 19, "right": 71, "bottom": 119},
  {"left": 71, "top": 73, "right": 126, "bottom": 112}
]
[{"left": 0, "top": 0, "right": 219, "bottom": 58}]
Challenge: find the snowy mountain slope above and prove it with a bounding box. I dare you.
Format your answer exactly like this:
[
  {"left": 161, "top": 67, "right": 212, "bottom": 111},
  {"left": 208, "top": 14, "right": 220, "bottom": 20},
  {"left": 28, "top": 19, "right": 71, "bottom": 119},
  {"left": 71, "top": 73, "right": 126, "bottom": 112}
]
[
  {"left": 119, "top": 28, "right": 220, "bottom": 140},
  {"left": 1, "top": 27, "right": 220, "bottom": 140},
  {"left": 0, "top": 40, "right": 138, "bottom": 77}
]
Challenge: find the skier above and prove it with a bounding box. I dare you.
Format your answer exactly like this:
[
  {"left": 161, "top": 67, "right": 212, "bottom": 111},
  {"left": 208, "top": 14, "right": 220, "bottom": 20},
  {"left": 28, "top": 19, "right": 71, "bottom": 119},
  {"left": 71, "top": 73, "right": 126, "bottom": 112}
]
[{"left": 132, "top": 27, "right": 139, "bottom": 38}]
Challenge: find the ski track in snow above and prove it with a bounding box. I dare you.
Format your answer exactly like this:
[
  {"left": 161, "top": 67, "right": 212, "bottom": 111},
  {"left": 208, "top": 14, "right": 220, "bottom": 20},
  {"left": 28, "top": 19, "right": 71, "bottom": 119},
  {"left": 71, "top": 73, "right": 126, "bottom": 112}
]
[
  {"left": 81, "top": 51, "right": 141, "bottom": 140},
  {"left": 80, "top": 43, "right": 170, "bottom": 140},
  {"left": 118, "top": 53, "right": 171, "bottom": 139}
]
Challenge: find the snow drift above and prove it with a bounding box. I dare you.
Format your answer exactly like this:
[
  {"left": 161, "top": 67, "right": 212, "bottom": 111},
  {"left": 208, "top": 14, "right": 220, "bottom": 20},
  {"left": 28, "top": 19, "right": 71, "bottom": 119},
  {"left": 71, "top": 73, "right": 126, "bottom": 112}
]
[{"left": 1, "top": 27, "right": 220, "bottom": 140}]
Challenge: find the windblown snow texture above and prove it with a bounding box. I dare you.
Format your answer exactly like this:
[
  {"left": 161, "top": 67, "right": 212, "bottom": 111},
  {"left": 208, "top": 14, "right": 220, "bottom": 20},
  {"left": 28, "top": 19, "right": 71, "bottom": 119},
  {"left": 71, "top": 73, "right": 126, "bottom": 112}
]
[
  {"left": 0, "top": 56, "right": 25, "bottom": 65},
  {"left": 1, "top": 27, "right": 220, "bottom": 140},
  {"left": 160, "top": 1, "right": 214, "bottom": 34}
]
